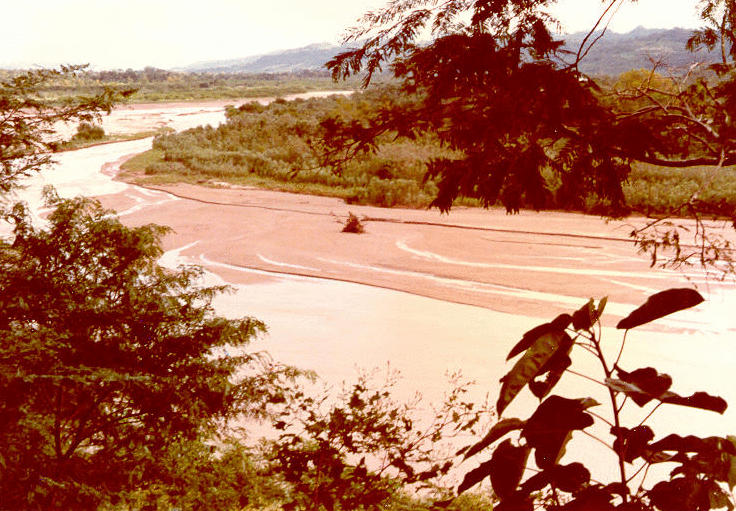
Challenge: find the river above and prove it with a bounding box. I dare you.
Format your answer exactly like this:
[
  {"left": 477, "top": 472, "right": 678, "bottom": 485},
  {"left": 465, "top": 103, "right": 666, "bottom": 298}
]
[{"left": 11, "top": 94, "right": 736, "bottom": 484}]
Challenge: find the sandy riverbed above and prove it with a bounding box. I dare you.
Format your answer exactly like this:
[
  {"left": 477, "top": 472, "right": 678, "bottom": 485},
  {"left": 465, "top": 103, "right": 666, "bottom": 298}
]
[{"left": 96, "top": 167, "right": 736, "bottom": 332}]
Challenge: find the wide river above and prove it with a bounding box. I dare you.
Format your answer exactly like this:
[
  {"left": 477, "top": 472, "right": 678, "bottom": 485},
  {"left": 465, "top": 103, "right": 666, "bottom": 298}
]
[{"left": 12, "top": 94, "right": 736, "bottom": 484}]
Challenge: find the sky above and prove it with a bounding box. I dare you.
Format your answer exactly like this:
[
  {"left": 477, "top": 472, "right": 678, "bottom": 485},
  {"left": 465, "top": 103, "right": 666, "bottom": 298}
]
[{"left": 2, "top": 0, "right": 704, "bottom": 70}]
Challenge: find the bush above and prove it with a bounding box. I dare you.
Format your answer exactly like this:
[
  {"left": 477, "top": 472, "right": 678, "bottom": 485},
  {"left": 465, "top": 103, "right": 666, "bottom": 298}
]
[
  {"left": 72, "top": 121, "right": 105, "bottom": 141},
  {"left": 342, "top": 212, "right": 365, "bottom": 233}
]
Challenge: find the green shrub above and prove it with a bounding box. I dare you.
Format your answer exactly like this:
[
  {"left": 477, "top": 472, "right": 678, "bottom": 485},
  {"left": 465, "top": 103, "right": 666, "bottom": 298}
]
[{"left": 72, "top": 121, "right": 105, "bottom": 141}]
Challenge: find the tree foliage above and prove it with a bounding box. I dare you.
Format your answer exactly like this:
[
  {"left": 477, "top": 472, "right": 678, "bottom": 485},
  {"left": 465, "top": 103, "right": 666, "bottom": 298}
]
[
  {"left": 321, "top": 0, "right": 736, "bottom": 271},
  {"left": 0, "top": 191, "right": 298, "bottom": 509},
  {"left": 0, "top": 65, "right": 132, "bottom": 195},
  {"left": 455, "top": 289, "right": 735, "bottom": 510},
  {"left": 266, "top": 371, "right": 492, "bottom": 511}
]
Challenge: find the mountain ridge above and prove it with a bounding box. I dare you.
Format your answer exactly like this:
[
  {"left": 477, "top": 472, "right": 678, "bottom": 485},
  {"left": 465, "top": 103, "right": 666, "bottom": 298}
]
[{"left": 181, "top": 26, "right": 719, "bottom": 76}]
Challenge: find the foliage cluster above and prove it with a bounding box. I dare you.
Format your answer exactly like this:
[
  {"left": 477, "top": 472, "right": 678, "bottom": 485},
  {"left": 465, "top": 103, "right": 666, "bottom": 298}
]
[
  {"left": 0, "top": 65, "right": 130, "bottom": 194},
  {"left": 0, "top": 191, "right": 303, "bottom": 509},
  {"left": 0, "top": 193, "right": 494, "bottom": 508},
  {"left": 72, "top": 122, "right": 105, "bottom": 141},
  {"left": 126, "top": 88, "right": 453, "bottom": 207},
  {"left": 457, "top": 289, "right": 735, "bottom": 510}
]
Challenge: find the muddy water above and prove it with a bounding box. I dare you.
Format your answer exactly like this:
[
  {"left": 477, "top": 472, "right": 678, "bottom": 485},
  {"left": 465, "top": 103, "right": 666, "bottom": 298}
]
[{"left": 13, "top": 96, "right": 736, "bottom": 485}]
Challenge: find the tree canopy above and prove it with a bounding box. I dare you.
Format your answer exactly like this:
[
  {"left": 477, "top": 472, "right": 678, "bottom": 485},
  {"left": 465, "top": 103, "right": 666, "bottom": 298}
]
[
  {"left": 322, "top": 0, "right": 736, "bottom": 217},
  {"left": 0, "top": 65, "right": 132, "bottom": 195},
  {"left": 0, "top": 191, "right": 297, "bottom": 509}
]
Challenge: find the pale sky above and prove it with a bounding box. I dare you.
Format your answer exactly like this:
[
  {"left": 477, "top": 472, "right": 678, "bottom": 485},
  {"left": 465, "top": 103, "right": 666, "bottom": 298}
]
[{"left": 2, "top": 0, "right": 703, "bottom": 70}]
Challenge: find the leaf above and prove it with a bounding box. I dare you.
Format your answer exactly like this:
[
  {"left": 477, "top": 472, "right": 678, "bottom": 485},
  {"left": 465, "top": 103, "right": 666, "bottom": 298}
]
[
  {"left": 611, "top": 426, "right": 654, "bottom": 463},
  {"left": 616, "top": 288, "right": 704, "bottom": 329},
  {"left": 506, "top": 313, "right": 571, "bottom": 360},
  {"left": 461, "top": 418, "right": 526, "bottom": 460},
  {"left": 571, "top": 298, "right": 595, "bottom": 330},
  {"left": 489, "top": 440, "right": 530, "bottom": 500},
  {"left": 649, "top": 434, "right": 736, "bottom": 456},
  {"left": 660, "top": 390, "right": 727, "bottom": 414},
  {"left": 497, "top": 331, "right": 568, "bottom": 415},
  {"left": 458, "top": 458, "right": 494, "bottom": 494},
  {"left": 605, "top": 367, "right": 672, "bottom": 406},
  {"left": 648, "top": 478, "right": 711, "bottom": 511},
  {"left": 551, "top": 462, "right": 590, "bottom": 492},
  {"left": 528, "top": 336, "right": 573, "bottom": 400},
  {"left": 522, "top": 395, "right": 597, "bottom": 469}
]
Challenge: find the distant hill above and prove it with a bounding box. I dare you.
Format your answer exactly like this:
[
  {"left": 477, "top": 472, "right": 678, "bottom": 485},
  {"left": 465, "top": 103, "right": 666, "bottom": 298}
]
[
  {"left": 180, "top": 43, "right": 349, "bottom": 73},
  {"left": 565, "top": 26, "right": 719, "bottom": 75},
  {"left": 182, "top": 27, "right": 719, "bottom": 76}
]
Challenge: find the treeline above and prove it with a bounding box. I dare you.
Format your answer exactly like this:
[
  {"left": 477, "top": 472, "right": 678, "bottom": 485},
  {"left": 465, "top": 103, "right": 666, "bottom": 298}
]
[
  {"left": 124, "top": 82, "right": 736, "bottom": 217},
  {"left": 0, "top": 68, "right": 358, "bottom": 103}
]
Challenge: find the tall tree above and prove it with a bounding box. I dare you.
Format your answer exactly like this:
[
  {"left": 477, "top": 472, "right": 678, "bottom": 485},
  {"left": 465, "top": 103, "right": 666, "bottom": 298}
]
[{"left": 0, "top": 192, "right": 296, "bottom": 509}]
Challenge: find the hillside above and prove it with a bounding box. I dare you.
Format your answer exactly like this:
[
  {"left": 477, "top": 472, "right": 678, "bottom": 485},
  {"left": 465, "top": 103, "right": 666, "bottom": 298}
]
[
  {"left": 564, "top": 26, "right": 719, "bottom": 75},
  {"left": 183, "top": 27, "right": 719, "bottom": 76}
]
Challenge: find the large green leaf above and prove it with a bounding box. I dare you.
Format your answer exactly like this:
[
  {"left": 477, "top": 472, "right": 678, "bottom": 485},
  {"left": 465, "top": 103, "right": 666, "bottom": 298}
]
[
  {"left": 497, "top": 331, "right": 568, "bottom": 415},
  {"left": 506, "top": 313, "right": 571, "bottom": 360},
  {"left": 521, "top": 396, "right": 598, "bottom": 469},
  {"left": 606, "top": 367, "right": 727, "bottom": 413},
  {"left": 616, "top": 288, "right": 704, "bottom": 330},
  {"left": 460, "top": 417, "right": 526, "bottom": 460},
  {"left": 605, "top": 367, "right": 672, "bottom": 406},
  {"left": 571, "top": 297, "right": 607, "bottom": 331},
  {"left": 489, "top": 439, "right": 530, "bottom": 500}
]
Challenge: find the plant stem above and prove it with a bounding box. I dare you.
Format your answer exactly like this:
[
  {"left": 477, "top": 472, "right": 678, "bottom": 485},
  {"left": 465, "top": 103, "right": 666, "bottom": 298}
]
[{"left": 592, "top": 330, "right": 629, "bottom": 503}]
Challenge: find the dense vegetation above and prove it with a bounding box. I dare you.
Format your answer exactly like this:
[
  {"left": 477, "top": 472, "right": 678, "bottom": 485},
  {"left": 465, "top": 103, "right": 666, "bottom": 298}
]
[
  {"left": 0, "top": 67, "right": 358, "bottom": 104},
  {"left": 122, "top": 85, "right": 736, "bottom": 217}
]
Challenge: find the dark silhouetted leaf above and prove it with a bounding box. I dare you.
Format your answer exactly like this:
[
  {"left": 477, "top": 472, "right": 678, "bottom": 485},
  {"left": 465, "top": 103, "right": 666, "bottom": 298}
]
[
  {"left": 458, "top": 458, "right": 494, "bottom": 494},
  {"left": 494, "top": 495, "right": 534, "bottom": 511},
  {"left": 571, "top": 297, "right": 606, "bottom": 331},
  {"left": 518, "top": 471, "right": 550, "bottom": 495},
  {"left": 660, "top": 391, "right": 727, "bottom": 414},
  {"left": 611, "top": 426, "right": 654, "bottom": 463},
  {"left": 561, "top": 486, "right": 617, "bottom": 510},
  {"left": 489, "top": 439, "right": 530, "bottom": 499},
  {"left": 552, "top": 462, "right": 590, "bottom": 492},
  {"left": 608, "top": 368, "right": 727, "bottom": 413},
  {"left": 728, "top": 436, "right": 736, "bottom": 490},
  {"left": 497, "top": 331, "right": 568, "bottom": 415},
  {"left": 571, "top": 298, "right": 595, "bottom": 330},
  {"left": 461, "top": 417, "right": 526, "bottom": 460},
  {"left": 506, "top": 313, "right": 571, "bottom": 360},
  {"left": 648, "top": 478, "right": 711, "bottom": 511},
  {"left": 606, "top": 367, "right": 672, "bottom": 406},
  {"left": 529, "top": 339, "right": 572, "bottom": 400},
  {"left": 522, "top": 396, "right": 597, "bottom": 468},
  {"left": 616, "top": 288, "right": 704, "bottom": 330}
]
